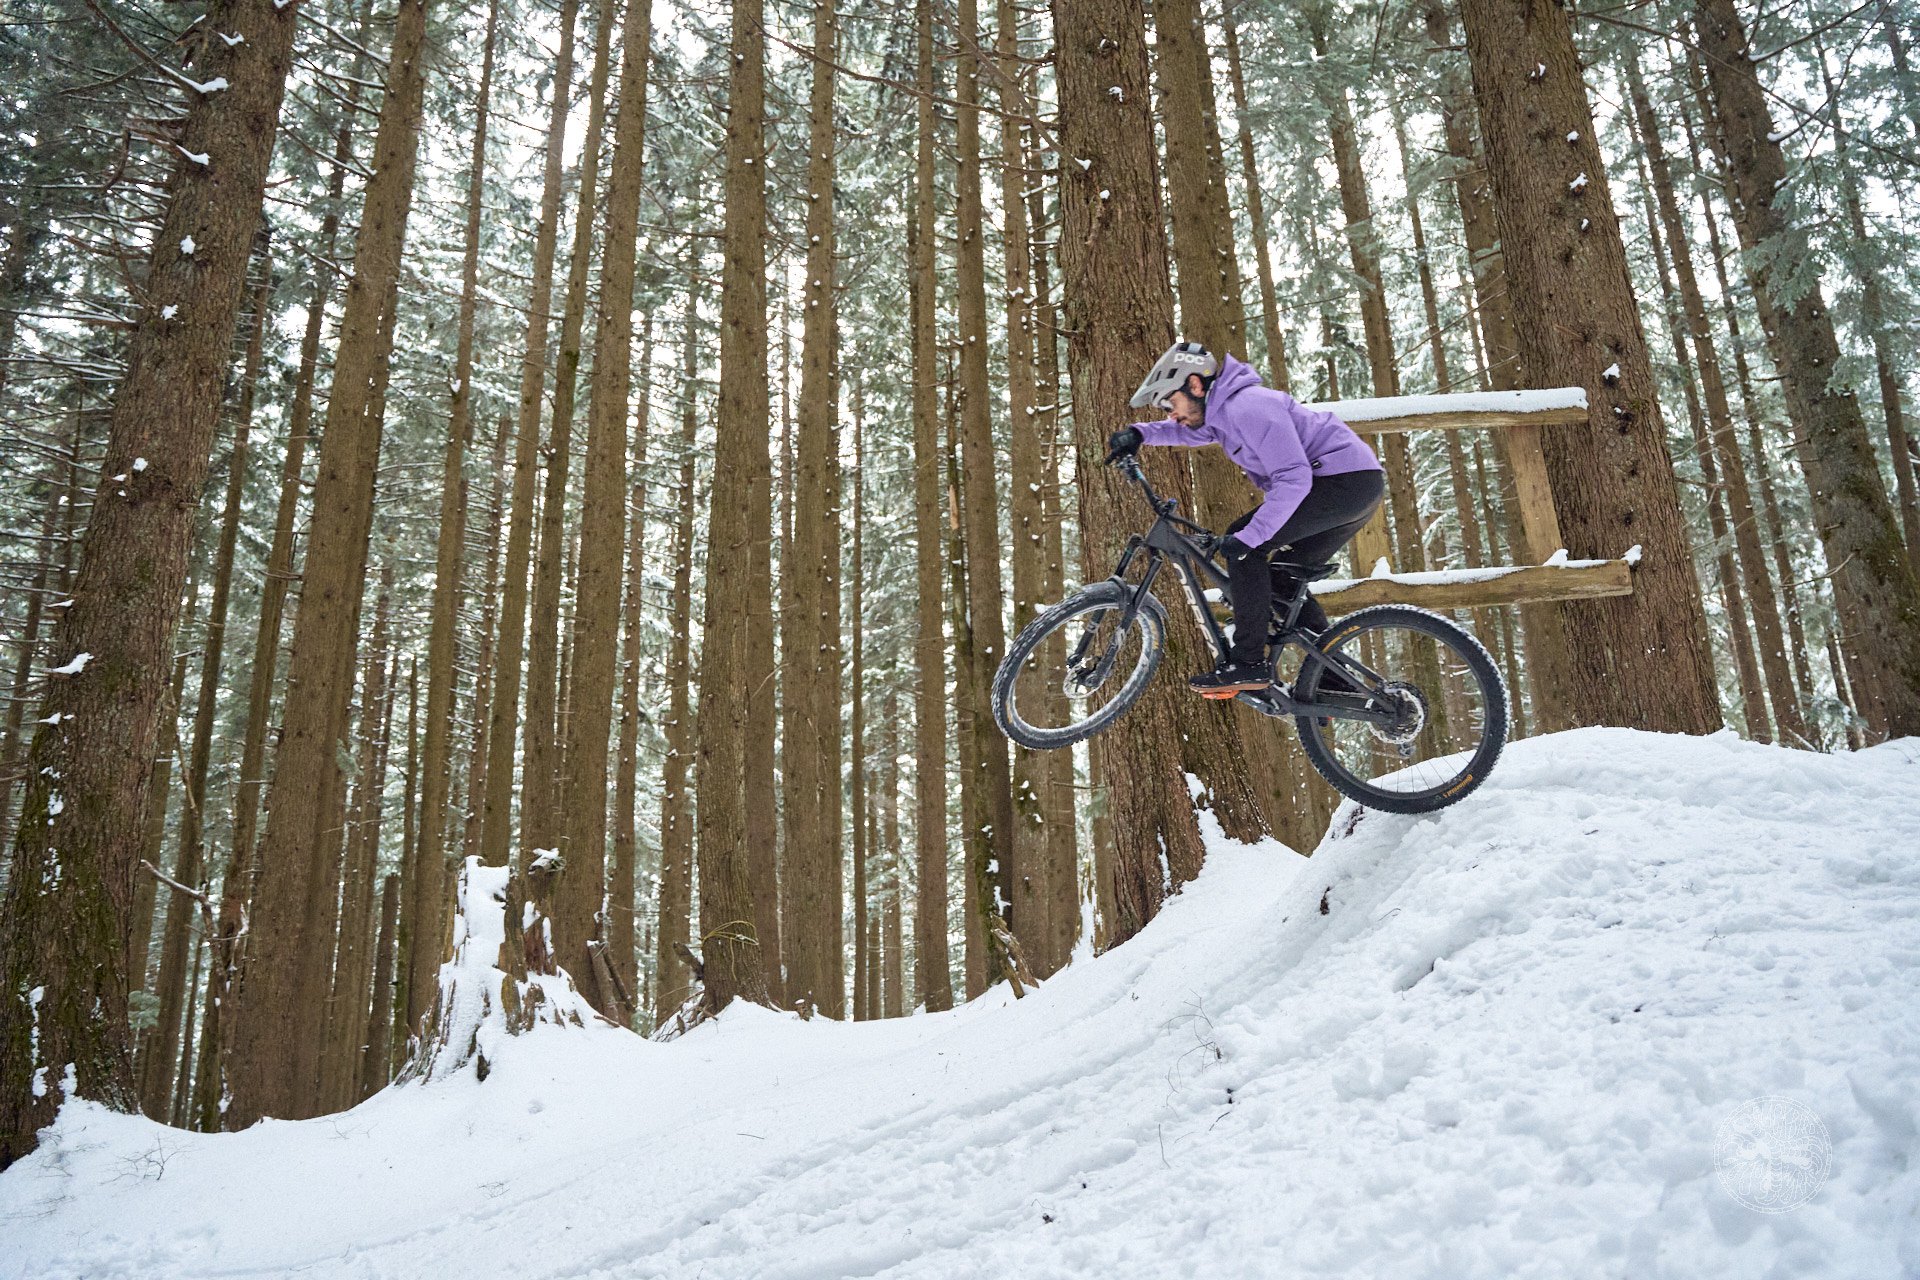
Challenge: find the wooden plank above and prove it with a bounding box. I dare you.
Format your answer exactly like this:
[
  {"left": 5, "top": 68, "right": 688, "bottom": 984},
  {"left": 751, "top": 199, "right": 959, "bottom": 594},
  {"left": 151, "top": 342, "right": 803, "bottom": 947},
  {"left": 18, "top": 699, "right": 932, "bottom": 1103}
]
[
  {"left": 1312, "top": 558, "right": 1633, "bottom": 612},
  {"left": 1303, "top": 389, "right": 1590, "bottom": 436},
  {"left": 1321, "top": 403, "right": 1591, "bottom": 435}
]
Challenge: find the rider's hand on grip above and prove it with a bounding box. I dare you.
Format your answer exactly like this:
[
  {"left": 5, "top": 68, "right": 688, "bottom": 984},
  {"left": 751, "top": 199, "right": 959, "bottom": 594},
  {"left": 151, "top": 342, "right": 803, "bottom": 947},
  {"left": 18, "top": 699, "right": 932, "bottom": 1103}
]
[{"left": 1105, "top": 426, "right": 1144, "bottom": 465}]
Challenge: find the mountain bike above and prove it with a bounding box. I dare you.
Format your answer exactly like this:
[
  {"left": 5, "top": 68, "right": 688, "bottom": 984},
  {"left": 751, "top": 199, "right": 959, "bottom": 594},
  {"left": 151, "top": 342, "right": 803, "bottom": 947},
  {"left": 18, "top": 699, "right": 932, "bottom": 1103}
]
[{"left": 989, "top": 453, "right": 1507, "bottom": 814}]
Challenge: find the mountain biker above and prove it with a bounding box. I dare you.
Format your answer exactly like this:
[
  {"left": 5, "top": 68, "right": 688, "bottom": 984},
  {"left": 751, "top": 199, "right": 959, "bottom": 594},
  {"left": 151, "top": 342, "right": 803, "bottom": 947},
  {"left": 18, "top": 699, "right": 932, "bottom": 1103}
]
[{"left": 1106, "top": 341, "right": 1385, "bottom": 696}]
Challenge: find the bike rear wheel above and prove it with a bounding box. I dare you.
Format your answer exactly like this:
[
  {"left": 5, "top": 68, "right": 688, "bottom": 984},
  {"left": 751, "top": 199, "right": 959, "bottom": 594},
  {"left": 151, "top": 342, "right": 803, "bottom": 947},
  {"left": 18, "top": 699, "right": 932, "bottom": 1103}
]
[
  {"left": 991, "top": 582, "right": 1166, "bottom": 750},
  {"left": 1293, "top": 605, "right": 1506, "bottom": 813}
]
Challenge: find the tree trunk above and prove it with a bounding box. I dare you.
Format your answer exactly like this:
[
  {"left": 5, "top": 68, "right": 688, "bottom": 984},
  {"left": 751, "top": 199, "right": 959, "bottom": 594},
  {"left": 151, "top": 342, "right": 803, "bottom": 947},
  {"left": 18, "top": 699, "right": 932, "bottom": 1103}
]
[
  {"left": 654, "top": 287, "right": 699, "bottom": 1023},
  {"left": 1087, "top": 735, "right": 1115, "bottom": 951},
  {"left": 1306, "top": 13, "right": 1406, "bottom": 578},
  {"left": 882, "top": 695, "right": 906, "bottom": 1018},
  {"left": 388, "top": 660, "right": 418, "bottom": 1075},
  {"left": 1422, "top": 0, "right": 1574, "bottom": 732},
  {"left": 0, "top": 0, "right": 302, "bottom": 1165},
  {"left": 524, "top": 0, "right": 617, "bottom": 858},
  {"left": 1635, "top": 168, "right": 1766, "bottom": 736},
  {"left": 1051, "top": 0, "right": 1226, "bottom": 943},
  {"left": 997, "top": 0, "right": 1057, "bottom": 979},
  {"left": 950, "top": 0, "right": 1017, "bottom": 995},
  {"left": 1025, "top": 133, "right": 1082, "bottom": 965},
  {"left": 318, "top": 575, "right": 391, "bottom": 1111},
  {"left": 743, "top": 282, "right": 784, "bottom": 1000},
  {"left": 167, "top": 931, "right": 205, "bottom": 1125},
  {"left": 225, "top": 0, "right": 433, "bottom": 1126},
  {"left": 1627, "top": 60, "right": 1803, "bottom": 744},
  {"left": 1456, "top": 0, "right": 1721, "bottom": 734},
  {"left": 694, "top": 0, "right": 775, "bottom": 1015},
  {"left": 1153, "top": 0, "right": 1289, "bottom": 850},
  {"left": 132, "top": 614, "right": 195, "bottom": 1084},
  {"left": 479, "top": 0, "right": 580, "bottom": 869},
  {"left": 557, "top": 0, "right": 652, "bottom": 1021},
  {"left": 1882, "top": 1, "right": 1920, "bottom": 142},
  {"left": 781, "top": 0, "right": 845, "bottom": 1018},
  {"left": 0, "top": 463, "right": 66, "bottom": 856},
  {"left": 409, "top": 0, "right": 502, "bottom": 1040},
  {"left": 1155, "top": 0, "right": 1253, "bottom": 551},
  {"left": 910, "top": 0, "right": 955, "bottom": 1014},
  {"left": 1692, "top": 0, "right": 1920, "bottom": 738},
  {"left": 1827, "top": 632, "right": 1865, "bottom": 750},
  {"left": 358, "top": 873, "right": 401, "bottom": 1099},
  {"left": 223, "top": 0, "right": 374, "bottom": 911},
  {"left": 849, "top": 394, "right": 869, "bottom": 1021},
  {"left": 1219, "top": 6, "right": 1288, "bottom": 387},
  {"left": 610, "top": 475, "right": 646, "bottom": 1025},
  {"left": 1678, "top": 100, "right": 1823, "bottom": 731},
  {"left": 1816, "top": 43, "right": 1920, "bottom": 563},
  {"left": 946, "top": 399, "right": 987, "bottom": 998},
  {"left": 462, "top": 424, "right": 508, "bottom": 865},
  {"left": 142, "top": 267, "right": 270, "bottom": 1120},
  {"left": 0, "top": 195, "right": 45, "bottom": 401}
]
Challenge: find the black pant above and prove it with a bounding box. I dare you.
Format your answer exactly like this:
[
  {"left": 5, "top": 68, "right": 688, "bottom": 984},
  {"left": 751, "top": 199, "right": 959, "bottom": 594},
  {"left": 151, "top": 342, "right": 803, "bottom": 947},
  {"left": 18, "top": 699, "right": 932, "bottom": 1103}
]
[{"left": 1224, "top": 469, "right": 1386, "bottom": 664}]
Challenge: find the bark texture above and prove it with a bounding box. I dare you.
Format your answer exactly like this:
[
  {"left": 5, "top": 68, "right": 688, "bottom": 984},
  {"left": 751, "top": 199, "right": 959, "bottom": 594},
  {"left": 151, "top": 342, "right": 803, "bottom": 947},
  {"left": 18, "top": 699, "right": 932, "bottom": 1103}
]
[
  {"left": 0, "top": 0, "right": 299, "bottom": 1164},
  {"left": 557, "top": 0, "right": 651, "bottom": 1016},
  {"left": 910, "top": 0, "right": 954, "bottom": 1012},
  {"left": 480, "top": 0, "right": 580, "bottom": 868},
  {"left": 1051, "top": 0, "right": 1218, "bottom": 942},
  {"left": 694, "top": 0, "right": 775, "bottom": 1014},
  {"left": 1458, "top": 0, "right": 1721, "bottom": 734},
  {"left": 781, "top": 0, "right": 845, "bottom": 1017}
]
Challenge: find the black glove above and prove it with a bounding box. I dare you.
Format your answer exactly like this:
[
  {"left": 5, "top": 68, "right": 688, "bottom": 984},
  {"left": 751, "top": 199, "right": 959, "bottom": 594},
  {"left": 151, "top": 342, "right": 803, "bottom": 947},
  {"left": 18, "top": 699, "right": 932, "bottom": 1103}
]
[
  {"left": 1104, "top": 426, "right": 1144, "bottom": 464},
  {"left": 1218, "top": 534, "right": 1254, "bottom": 562}
]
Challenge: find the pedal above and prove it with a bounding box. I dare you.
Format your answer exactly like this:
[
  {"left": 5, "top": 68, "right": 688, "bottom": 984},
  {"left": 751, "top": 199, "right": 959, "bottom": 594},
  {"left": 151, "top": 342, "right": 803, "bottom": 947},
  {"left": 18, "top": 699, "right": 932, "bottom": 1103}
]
[{"left": 1197, "top": 689, "right": 1239, "bottom": 700}]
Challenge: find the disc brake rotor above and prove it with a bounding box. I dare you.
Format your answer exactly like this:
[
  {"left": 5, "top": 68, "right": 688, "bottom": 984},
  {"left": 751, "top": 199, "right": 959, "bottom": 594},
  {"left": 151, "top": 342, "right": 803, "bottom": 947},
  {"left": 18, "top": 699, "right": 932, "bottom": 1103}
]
[{"left": 1367, "top": 680, "right": 1428, "bottom": 749}]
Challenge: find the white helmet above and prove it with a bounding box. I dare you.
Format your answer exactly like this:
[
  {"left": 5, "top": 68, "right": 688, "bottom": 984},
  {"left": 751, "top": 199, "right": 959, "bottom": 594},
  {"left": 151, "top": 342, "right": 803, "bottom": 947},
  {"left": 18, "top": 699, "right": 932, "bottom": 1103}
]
[{"left": 1129, "top": 340, "right": 1217, "bottom": 409}]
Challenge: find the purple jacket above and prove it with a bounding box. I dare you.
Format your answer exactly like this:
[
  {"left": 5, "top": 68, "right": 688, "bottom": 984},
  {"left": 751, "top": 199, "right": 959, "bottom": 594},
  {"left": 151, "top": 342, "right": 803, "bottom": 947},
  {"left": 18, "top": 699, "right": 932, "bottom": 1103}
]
[{"left": 1137, "top": 355, "right": 1382, "bottom": 546}]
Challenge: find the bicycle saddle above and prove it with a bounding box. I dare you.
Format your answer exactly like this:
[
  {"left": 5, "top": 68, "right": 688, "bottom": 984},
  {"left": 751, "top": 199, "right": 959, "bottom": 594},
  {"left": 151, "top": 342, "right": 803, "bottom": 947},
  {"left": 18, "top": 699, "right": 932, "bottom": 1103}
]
[{"left": 1272, "top": 560, "right": 1341, "bottom": 581}]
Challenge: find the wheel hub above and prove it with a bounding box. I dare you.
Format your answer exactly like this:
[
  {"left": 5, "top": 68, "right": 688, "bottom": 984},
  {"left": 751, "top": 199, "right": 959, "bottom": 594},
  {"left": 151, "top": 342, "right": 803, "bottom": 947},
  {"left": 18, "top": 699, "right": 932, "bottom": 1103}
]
[{"left": 1368, "top": 680, "right": 1428, "bottom": 748}]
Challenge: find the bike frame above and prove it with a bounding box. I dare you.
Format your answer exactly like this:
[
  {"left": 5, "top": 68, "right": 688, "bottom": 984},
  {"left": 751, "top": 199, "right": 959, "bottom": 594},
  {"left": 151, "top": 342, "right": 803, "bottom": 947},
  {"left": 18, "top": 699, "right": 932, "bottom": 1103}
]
[{"left": 1097, "top": 455, "right": 1399, "bottom": 729}]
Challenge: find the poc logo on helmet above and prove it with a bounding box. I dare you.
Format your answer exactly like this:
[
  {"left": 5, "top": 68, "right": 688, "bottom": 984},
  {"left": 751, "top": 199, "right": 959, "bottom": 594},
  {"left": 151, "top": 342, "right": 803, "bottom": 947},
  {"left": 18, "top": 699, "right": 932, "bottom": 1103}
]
[{"left": 1130, "top": 340, "right": 1218, "bottom": 408}]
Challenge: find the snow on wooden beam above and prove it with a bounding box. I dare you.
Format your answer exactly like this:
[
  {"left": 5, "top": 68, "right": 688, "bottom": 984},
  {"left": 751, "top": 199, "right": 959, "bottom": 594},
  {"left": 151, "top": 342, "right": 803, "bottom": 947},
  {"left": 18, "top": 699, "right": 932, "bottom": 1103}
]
[
  {"left": 1304, "top": 387, "right": 1590, "bottom": 435},
  {"left": 1311, "top": 556, "right": 1633, "bottom": 612}
]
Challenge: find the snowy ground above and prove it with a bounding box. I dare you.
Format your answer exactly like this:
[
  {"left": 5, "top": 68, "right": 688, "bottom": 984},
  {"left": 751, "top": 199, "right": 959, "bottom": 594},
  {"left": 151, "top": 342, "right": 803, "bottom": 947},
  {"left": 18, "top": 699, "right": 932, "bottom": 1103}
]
[{"left": 5, "top": 728, "right": 1918, "bottom": 1279}]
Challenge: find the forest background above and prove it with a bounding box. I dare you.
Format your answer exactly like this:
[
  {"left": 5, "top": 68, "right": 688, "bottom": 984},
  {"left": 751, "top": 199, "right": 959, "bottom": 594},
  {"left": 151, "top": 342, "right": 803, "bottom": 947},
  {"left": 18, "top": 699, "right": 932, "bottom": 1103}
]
[{"left": 1, "top": 0, "right": 1917, "bottom": 1163}]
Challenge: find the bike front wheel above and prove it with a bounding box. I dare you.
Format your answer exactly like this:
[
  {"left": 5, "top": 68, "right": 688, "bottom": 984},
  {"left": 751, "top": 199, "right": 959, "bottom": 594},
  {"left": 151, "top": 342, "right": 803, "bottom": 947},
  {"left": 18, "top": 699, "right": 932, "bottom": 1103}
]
[
  {"left": 991, "top": 582, "right": 1167, "bottom": 750},
  {"left": 1293, "top": 604, "right": 1507, "bottom": 814}
]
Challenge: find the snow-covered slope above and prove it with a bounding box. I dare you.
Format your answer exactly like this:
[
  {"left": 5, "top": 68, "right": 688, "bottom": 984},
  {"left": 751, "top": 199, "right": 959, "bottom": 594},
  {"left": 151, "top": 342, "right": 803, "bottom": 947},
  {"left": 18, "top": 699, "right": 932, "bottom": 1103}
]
[{"left": 5, "top": 728, "right": 1918, "bottom": 1279}]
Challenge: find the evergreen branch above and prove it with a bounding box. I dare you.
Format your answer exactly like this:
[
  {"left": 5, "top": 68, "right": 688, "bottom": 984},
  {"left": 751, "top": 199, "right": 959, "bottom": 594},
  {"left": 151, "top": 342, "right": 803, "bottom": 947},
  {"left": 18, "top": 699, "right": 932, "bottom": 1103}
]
[{"left": 78, "top": 0, "right": 233, "bottom": 99}]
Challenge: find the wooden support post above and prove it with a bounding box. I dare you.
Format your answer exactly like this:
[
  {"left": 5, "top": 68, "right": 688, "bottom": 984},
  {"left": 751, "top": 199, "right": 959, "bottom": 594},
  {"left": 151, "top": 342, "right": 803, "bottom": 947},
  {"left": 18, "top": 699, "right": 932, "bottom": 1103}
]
[{"left": 1500, "top": 426, "right": 1567, "bottom": 564}]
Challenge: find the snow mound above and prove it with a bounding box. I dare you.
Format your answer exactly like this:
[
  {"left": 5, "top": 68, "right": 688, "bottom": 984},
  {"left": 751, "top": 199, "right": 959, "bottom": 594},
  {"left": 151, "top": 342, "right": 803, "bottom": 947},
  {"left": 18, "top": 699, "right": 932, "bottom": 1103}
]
[{"left": 5, "top": 729, "right": 1918, "bottom": 1278}]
